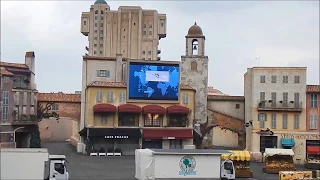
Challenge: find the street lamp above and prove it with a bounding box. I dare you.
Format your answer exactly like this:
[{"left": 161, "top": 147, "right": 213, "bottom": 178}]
[{"left": 13, "top": 127, "right": 25, "bottom": 148}]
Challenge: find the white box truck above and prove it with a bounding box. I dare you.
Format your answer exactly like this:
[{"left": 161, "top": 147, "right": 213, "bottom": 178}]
[
  {"left": 135, "top": 148, "right": 235, "bottom": 180},
  {"left": 0, "top": 148, "right": 69, "bottom": 180}
]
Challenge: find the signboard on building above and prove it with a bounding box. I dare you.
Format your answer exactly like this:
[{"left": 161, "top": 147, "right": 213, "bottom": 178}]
[
  {"left": 280, "top": 134, "right": 320, "bottom": 140},
  {"left": 105, "top": 135, "right": 129, "bottom": 139}
]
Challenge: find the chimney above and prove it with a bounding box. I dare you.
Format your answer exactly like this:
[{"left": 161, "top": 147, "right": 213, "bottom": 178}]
[
  {"left": 25, "top": 51, "right": 36, "bottom": 90},
  {"left": 25, "top": 51, "right": 35, "bottom": 73}
]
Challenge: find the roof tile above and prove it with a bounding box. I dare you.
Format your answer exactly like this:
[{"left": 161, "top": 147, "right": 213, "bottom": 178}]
[
  {"left": 0, "top": 69, "right": 14, "bottom": 76},
  {"left": 307, "top": 85, "right": 320, "bottom": 93},
  {"left": 88, "top": 81, "right": 127, "bottom": 87},
  {"left": 208, "top": 95, "right": 245, "bottom": 101},
  {"left": 0, "top": 62, "right": 28, "bottom": 68},
  {"left": 25, "top": 51, "right": 35, "bottom": 57},
  {"left": 37, "top": 93, "right": 81, "bottom": 103}
]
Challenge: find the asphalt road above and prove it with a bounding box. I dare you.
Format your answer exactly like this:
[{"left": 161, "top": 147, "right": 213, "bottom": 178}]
[{"left": 42, "top": 142, "right": 312, "bottom": 180}]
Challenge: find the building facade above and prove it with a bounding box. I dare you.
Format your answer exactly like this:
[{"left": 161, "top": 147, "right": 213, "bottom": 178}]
[
  {"left": 37, "top": 92, "right": 81, "bottom": 146},
  {"left": 80, "top": 0, "right": 166, "bottom": 60},
  {"left": 207, "top": 94, "right": 245, "bottom": 149},
  {"left": 305, "top": 85, "right": 320, "bottom": 159},
  {"left": 78, "top": 23, "right": 208, "bottom": 154},
  {"left": 244, "top": 67, "right": 319, "bottom": 164},
  {"left": 306, "top": 85, "right": 320, "bottom": 132},
  {"left": 0, "top": 51, "right": 38, "bottom": 148}
]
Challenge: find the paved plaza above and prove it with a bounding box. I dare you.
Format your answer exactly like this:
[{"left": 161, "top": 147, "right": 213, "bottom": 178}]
[{"left": 42, "top": 142, "right": 311, "bottom": 180}]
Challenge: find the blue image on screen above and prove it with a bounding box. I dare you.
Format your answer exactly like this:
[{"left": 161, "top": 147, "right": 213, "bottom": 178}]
[{"left": 128, "top": 62, "right": 179, "bottom": 101}]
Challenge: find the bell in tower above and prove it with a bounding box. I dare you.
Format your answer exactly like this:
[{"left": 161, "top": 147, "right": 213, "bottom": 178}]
[{"left": 185, "top": 22, "right": 205, "bottom": 56}]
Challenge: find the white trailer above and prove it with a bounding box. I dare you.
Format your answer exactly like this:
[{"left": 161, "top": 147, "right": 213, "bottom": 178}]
[
  {"left": 135, "top": 149, "right": 235, "bottom": 180},
  {"left": 0, "top": 148, "right": 69, "bottom": 180}
]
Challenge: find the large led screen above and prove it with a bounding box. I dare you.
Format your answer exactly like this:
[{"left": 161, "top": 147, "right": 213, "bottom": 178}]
[{"left": 128, "top": 61, "right": 180, "bottom": 101}]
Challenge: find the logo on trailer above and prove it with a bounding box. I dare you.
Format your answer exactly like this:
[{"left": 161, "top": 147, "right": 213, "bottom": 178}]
[{"left": 179, "top": 155, "right": 197, "bottom": 176}]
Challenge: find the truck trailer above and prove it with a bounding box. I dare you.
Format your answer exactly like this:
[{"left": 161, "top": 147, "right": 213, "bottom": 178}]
[
  {"left": 0, "top": 148, "right": 69, "bottom": 180},
  {"left": 135, "top": 148, "right": 235, "bottom": 180}
]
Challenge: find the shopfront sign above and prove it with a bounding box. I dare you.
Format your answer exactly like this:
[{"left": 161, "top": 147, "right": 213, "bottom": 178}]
[
  {"left": 105, "top": 135, "right": 129, "bottom": 139},
  {"left": 280, "top": 134, "right": 320, "bottom": 140},
  {"left": 179, "top": 155, "right": 197, "bottom": 176}
]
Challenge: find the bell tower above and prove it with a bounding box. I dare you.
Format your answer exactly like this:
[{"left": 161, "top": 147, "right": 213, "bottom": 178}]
[
  {"left": 185, "top": 22, "right": 205, "bottom": 56},
  {"left": 181, "top": 22, "right": 209, "bottom": 124}
]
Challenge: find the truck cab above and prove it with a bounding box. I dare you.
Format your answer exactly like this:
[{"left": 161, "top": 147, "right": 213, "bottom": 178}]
[
  {"left": 220, "top": 159, "right": 235, "bottom": 180},
  {"left": 45, "top": 155, "right": 69, "bottom": 180}
]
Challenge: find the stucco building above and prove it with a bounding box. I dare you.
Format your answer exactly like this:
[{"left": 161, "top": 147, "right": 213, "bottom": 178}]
[
  {"left": 77, "top": 23, "right": 210, "bottom": 154},
  {"left": 244, "top": 67, "right": 319, "bottom": 164},
  {"left": 80, "top": 0, "right": 166, "bottom": 60},
  {"left": 0, "top": 51, "right": 38, "bottom": 148},
  {"left": 37, "top": 92, "right": 81, "bottom": 146},
  {"left": 207, "top": 94, "right": 245, "bottom": 149}
]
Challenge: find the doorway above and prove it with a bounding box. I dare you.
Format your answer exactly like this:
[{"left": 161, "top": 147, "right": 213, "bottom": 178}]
[{"left": 260, "top": 136, "right": 278, "bottom": 153}]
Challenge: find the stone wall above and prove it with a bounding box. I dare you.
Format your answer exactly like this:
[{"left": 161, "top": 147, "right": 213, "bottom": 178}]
[{"left": 181, "top": 56, "right": 209, "bottom": 124}]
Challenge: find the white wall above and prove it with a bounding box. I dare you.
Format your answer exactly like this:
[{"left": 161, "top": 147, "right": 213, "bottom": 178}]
[{"left": 154, "top": 154, "right": 221, "bottom": 179}]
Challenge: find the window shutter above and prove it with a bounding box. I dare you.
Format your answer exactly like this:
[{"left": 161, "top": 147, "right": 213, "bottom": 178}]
[
  {"left": 96, "top": 70, "right": 100, "bottom": 77},
  {"left": 123, "top": 92, "right": 126, "bottom": 102},
  {"left": 96, "top": 91, "right": 100, "bottom": 101}
]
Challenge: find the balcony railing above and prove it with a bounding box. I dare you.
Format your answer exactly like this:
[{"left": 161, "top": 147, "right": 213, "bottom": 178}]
[
  {"left": 12, "top": 114, "right": 38, "bottom": 125},
  {"left": 257, "top": 100, "right": 303, "bottom": 112}
]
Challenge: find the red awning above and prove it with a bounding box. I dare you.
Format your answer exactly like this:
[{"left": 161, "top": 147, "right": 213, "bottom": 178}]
[
  {"left": 118, "top": 104, "right": 142, "bottom": 113},
  {"left": 93, "top": 103, "right": 116, "bottom": 113},
  {"left": 307, "top": 146, "right": 320, "bottom": 154},
  {"left": 143, "top": 129, "right": 193, "bottom": 139},
  {"left": 167, "top": 105, "right": 189, "bottom": 114},
  {"left": 142, "top": 105, "right": 166, "bottom": 114}
]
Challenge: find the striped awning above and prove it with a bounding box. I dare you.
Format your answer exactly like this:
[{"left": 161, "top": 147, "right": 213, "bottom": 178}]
[{"left": 221, "top": 150, "right": 251, "bottom": 161}]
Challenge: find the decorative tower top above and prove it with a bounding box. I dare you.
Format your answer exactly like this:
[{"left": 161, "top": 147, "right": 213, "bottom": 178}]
[
  {"left": 185, "top": 22, "right": 206, "bottom": 56},
  {"left": 186, "top": 22, "right": 204, "bottom": 37},
  {"left": 94, "top": 0, "right": 108, "bottom": 5}
]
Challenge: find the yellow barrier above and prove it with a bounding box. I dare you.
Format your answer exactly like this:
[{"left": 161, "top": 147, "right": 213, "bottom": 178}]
[
  {"left": 279, "top": 171, "right": 313, "bottom": 180},
  {"left": 221, "top": 150, "right": 251, "bottom": 161}
]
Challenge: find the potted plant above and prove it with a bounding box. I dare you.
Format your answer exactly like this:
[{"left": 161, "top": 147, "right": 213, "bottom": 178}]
[
  {"left": 114, "top": 147, "right": 122, "bottom": 156},
  {"left": 98, "top": 147, "right": 106, "bottom": 156},
  {"left": 107, "top": 147, "right": 114, "bottom": 156}
]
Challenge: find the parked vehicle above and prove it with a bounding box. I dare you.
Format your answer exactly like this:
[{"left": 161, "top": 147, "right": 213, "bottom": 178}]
[
  {"left": 135, "top": 148, "right": 235, "bottom": 180},
  {"left": 0, "top": 148, "right": 69, "bottom": 180}
]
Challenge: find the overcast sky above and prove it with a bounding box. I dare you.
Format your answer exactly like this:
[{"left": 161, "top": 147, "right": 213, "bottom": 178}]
[{"left": 1, "top": 1, "right": 319, "bottom": 95}]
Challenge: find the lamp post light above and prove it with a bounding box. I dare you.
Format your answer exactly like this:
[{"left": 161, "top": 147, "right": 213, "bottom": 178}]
[{"left": 13, "top": 127, "right": 25, "bottom": 148}]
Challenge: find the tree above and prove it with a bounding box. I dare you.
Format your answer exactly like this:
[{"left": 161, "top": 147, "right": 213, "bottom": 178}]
[{"left": 28, "top": 102, "right": 60, "bottom": 148}]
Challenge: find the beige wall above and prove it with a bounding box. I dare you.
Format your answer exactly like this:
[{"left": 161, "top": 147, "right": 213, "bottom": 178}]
[
  {"left": 81, "top": 4, "right": 167, "bottom": 60},
  {"left": 39, "top": 118, "right": 76, "bottom": 142},
  {"left": 207, "top": 100, "right": 244, "bottom": 120},
  {"left": 244, "top": 67, "right": 307, "bottom": 152},
  {"left": 211, "top": 126, "right": 238, "bottom": 148},
  {"left": 38, "top": 101, "right": 80, "bottom": 142},
  {"left": 85, "top": 86, "right": 195, "bottom": 128}
]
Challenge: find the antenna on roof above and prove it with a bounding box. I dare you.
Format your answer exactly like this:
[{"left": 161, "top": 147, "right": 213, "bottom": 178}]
[
  {"left": 195, "top": 13, "right": 197, "bottom": 23},
  {"left": 255, "top": 57, "right": 261, "bottom": 67}
]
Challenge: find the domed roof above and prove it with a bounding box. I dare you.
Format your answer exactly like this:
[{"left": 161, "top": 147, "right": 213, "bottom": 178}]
[
  {"left": 208, "top": 87, "right": 228, "bottom": 96},
  {"left": 94, "top": 0, "right": 108, "bottom": 4},
  {"left": 187, "top": 22, "right": 204, "bottom": 36}
]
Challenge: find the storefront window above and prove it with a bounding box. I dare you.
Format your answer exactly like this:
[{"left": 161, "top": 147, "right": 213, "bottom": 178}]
[
  {"left": 118, "top": 114, "right": 136, "bottom": 126},
  {"left": 168, "top": 115, "right": 187, "bottom": 127},
  {"left": 144, "top": 114, "right": 162, "bottom": 127},
  {"left": 169, "top": 139, "right": 182, "bottom": 149}
]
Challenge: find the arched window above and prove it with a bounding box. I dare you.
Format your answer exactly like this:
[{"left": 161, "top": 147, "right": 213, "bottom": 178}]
[
  {"left": 192, "top": 39, "right": 198, "bottom": 55},
  {"left": 95, "top": 10, "right": 98, "bottom": 14},
  {"left": 191, "top": 61, "right": 197, "bottom": 71}
]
